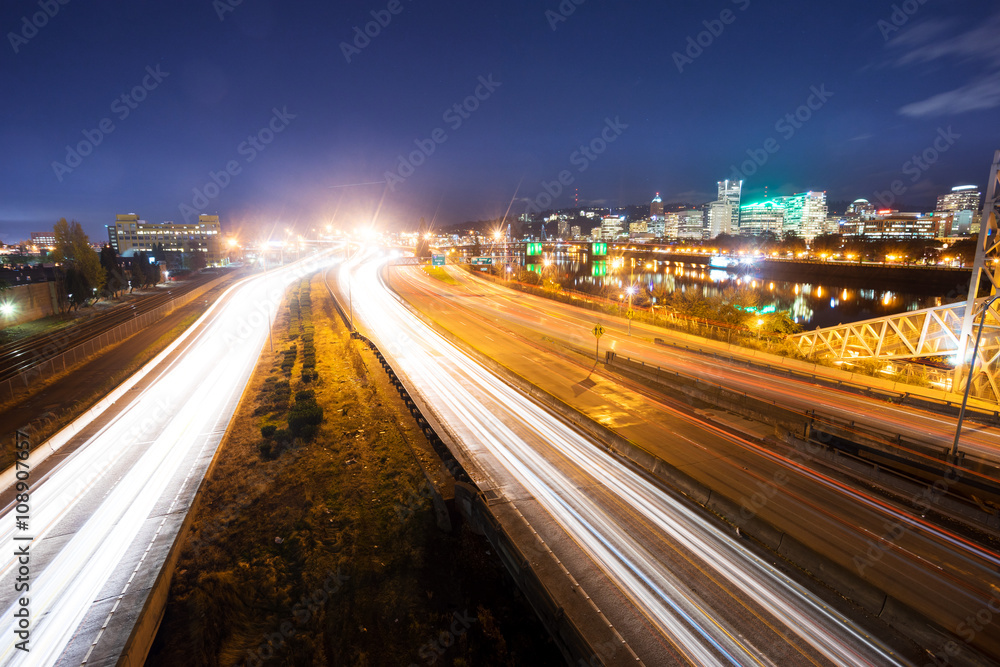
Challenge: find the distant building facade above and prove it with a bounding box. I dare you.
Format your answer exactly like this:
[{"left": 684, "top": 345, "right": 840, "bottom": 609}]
[
  {"left": 650, "top": 193, "right": 664, "bottom": 221},
  {"left": 772, "top": 191, "right": 827, "bottom": 239},
  {"left": 739, "top": 201, "right": 785, "bottom": 236},
  {"left": 600, "top": 215, "right": 624, "bottom": 240},
  {"left": 676, "top": 210, "right": 705, "bottom": 240},
  {"left": 856, "top": 211, "right": 949, "bottom": 240},
  {"left": 30, "top": 232, "right": 56, "bottom": 249},
  {"left": 108, "top": 213, "right": 222, "bottom": 263},
  {"left": 936, "top": 185, "right": 981, "bottom": 235}
]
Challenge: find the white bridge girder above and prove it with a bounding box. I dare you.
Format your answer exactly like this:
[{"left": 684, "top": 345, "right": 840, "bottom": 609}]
[{"left": 789, "top": 150, "right": 1000, "bottom": 404}]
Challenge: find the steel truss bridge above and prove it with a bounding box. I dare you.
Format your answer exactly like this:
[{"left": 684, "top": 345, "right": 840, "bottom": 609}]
[{"left": 790, "top": 151, "right": 1000, "bottom": 403}]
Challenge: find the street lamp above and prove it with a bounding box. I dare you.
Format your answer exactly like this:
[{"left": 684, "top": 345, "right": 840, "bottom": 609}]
[
  {"left": 626, "top": 285, "right": 636, "bottom": 336},
  {"left": 262, "top": 252, "right": 273, "bottom": 352},
  {"left": 951, "top": 294, "right": 1000, "bottom": 459}
]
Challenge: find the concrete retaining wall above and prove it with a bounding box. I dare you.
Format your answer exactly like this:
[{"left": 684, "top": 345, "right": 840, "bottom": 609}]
[
  {"left": 0, "top": 282, "right": 60, "bottom": 326},
  {"left": 0, "top": 272, "right": 234, "bottom": 404}
]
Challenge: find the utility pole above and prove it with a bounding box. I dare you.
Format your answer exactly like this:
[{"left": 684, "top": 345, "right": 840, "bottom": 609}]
[
  {"left": 952, "top": 293, "right": 1000, "bottom": 459},
  {"left": 954, "top": 150, "right": 1000, "bottom": 392}
]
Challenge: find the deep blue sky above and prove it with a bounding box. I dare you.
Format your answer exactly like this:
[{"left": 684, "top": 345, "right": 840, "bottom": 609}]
[{"left": 1, "top": 0, "right": 998, "bottom": 243}]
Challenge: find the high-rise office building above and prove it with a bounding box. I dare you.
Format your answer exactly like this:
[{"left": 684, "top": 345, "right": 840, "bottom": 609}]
[
  {"left": 707, "top": 179, "right": 742, "bottom": 237},
  {"left": 557, "top": 219, "right": 570, "bottom": 239},
  {"left": 570, "top": 225, "right": 581, "bottom": 239},
  {"left": 739, "top": 201, "right": 785, "bottom": 236},
  {"left": 650, "top": 193, "right": 664, "bottom": 221},
  {"left": 107, "top": 213, "right": 223, "bottom": 263},
  {"left": 707, "top": 200, "right": 732, "bottom": 238},
  {"left": 676, "top": 210, "right": 704, "bottom": 240},
  {"left": 600, "top": 215, "right": 624, "bottom": 240},
  {"left": 937, "top": 185, "right": 981, "bottom": 234},
  {"left": 661, "top": 212, "right": 680, "bottom": 239},
  {"left": 771, "top": 191, "right": 827, "bottom": 240}
]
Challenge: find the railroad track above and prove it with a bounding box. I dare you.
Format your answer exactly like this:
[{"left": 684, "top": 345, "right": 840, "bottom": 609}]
[{"left": 0, "top": 270, "right": 230, "bottom": 382}]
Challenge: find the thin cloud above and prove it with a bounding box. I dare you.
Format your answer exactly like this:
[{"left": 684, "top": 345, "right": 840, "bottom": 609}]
[
  {"left": 899, "top": 72, "right": 1000, "bottom": 117},
  {"left": 892, "top": 13, "right": 1000, "bottom": 117}
]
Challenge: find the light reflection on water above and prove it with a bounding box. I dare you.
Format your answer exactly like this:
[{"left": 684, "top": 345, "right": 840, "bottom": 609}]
[{"left": 543, "top": 256, "right": 939, "bottom": 329}]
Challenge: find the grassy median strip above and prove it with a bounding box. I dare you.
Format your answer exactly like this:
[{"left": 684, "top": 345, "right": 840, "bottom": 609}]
[
  {"left": 422, "top": 265, "right": 460, "bottom": 286},
  {"left": 149, "top": 273, "right": 559, "bottom": 666}
]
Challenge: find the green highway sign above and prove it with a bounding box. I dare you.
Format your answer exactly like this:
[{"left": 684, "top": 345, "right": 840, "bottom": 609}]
[
  {"left": 432, "top": 254, "right": 446, "bottom": 266},
  {"left": 591, "top": 242, "right": 608, "bottom": 256},
  {"left": 526, "top": 242, "right": 543, "bottom": 256},
  {"left": 592, "top": 324, "right": 605, "bottom": 339},
  {"left": 471, "top": 257, "right": 494, "bottom": 265}
]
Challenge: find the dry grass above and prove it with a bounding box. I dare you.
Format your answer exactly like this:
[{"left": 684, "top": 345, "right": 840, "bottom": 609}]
[{"left": 148, "top": 273, "right": 559, "bottom": 667}]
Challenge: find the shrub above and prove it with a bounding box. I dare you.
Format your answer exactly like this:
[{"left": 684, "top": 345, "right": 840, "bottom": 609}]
[
  {"left": 295, "top": 390, "right": 314, "bottom": 402},
  {"left": 288, "top": 403, "right": 323, "bottom": 439},
  {"left": 258, "top": 441, "right": 273, "bottom": 459},
  {"left": 261, "top": 424, "right": 277, "bottom": 438}
]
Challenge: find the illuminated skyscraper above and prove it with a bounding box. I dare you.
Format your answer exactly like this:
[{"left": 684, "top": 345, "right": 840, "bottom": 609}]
[
  {"left": 650, "top": 192, "right": 664, "bottom": 220},
  {"left": 771, "top": 191, "right": 827, "bottom": 240},
  {"left": 937, "top": 185, "right": 981, "bottom": 234},
  {"left": 739, "top": 201, "right": 784, "bottom": 236}
]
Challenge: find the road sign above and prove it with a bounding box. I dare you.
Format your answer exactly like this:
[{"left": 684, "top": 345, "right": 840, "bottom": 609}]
[
  {"left": 592, "top": 324, "right": 605, "bottom": 339},
  {"left": 526, "top": 242, "right": 543, "bottom": 256},
  {"left": 432, "top": 254, "right": 446, "bottom": 266},
  {"left": 591, "top": 242, "right": 608, "bottom": 256},
  {"left": 470, "top": 257, "right": 494, "bottom": 265},
  {"left": 626, "top": 309, "right": 635, "bottom": 320}
]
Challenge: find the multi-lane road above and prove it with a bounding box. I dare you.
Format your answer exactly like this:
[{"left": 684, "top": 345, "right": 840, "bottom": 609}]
[
  {"left": 0, "top": 254, "right": 329, "bottom": 665},
  {"left": 382, "top": 259, "right": 1000, "bottom": 664},
  {"left": 339, "top": 252, "right": 943, "bottom": 666}
]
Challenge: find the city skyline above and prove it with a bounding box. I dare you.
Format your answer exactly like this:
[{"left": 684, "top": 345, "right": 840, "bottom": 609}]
[{"left": 1, "top": 1, "right": 998, "bottom": 244}]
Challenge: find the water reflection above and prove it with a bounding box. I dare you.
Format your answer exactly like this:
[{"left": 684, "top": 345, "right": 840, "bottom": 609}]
[{"left": 540, "top": 255, "right": 937, "bottom": 329}]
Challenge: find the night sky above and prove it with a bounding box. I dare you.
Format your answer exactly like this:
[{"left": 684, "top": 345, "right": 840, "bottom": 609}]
[{"left": 1, "top": 0, "right": 998, "bottom": 243}]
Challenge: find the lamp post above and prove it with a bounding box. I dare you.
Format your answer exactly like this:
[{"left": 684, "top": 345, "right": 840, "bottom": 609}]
[
  {"left": 626, "top": 285, "right": 636, "bottom": 336},
  {"left": 951, "top": 294, "right": 1000, "bottom": 459},
  {"left": 262, "top": 250, "right": 273, "bottom": 352}
]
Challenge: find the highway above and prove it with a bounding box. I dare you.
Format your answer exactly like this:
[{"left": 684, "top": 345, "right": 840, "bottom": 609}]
[
  {"left": 0, "top": 254, "right": 329, "bottom": 665},
  {"left": 340, "top": 252, "right": 922, "bottom": 666},
  {"left": 436, "top": 265, "right": 1000, "bottom": 465},
  {"left": 387, "top": 261, "right": 1000, "bottom": 663}
]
